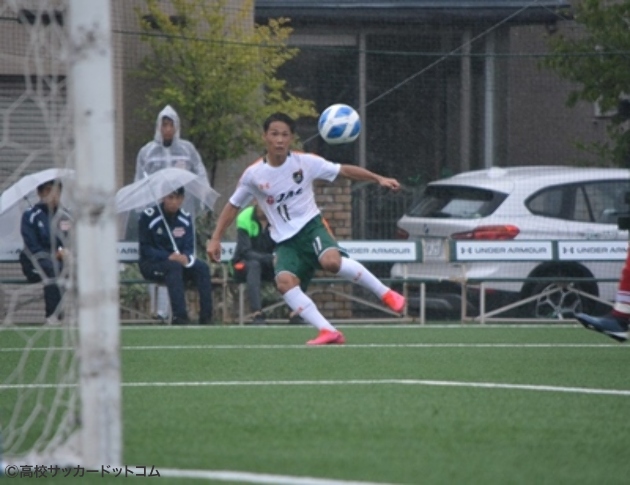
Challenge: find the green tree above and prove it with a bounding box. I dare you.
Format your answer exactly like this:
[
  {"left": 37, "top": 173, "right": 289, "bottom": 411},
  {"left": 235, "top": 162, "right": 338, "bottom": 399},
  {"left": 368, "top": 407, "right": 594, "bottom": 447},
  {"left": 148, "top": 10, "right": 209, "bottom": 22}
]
[
  {"left": 137, "top": 0, "right": 317, "bottom": 183},
  {"left": 543, "top": 0, "right": 630, "bottom": 166}
]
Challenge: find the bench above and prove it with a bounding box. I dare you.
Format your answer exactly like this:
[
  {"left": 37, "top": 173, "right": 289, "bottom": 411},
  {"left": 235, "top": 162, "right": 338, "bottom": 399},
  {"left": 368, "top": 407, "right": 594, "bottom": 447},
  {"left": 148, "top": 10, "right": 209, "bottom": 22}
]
[
  {"left": 0, "top": 242, "right": 240, "bottom": 323},
  {"left": 116, "top": 241, "right": 239, "bottom": 323},
  {"left": 4, "top": 239, "right": 628, "bottom": 324},
  {"left": 120, "top": 240, "right": 427, "bottom": 324},
  {"left": 1, "top": 241, "right": 423, "bottom": 324}
]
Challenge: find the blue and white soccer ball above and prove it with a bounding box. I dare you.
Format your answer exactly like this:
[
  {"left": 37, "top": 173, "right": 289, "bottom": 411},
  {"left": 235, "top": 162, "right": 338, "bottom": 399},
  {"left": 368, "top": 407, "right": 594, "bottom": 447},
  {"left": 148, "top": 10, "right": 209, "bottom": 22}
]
[{"left": 318, "top": 104, "right": 361, "bottom": 145}]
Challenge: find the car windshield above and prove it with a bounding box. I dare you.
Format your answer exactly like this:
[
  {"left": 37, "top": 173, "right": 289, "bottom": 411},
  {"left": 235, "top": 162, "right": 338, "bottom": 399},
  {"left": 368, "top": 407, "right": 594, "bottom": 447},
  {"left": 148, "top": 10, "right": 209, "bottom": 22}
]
[{"left": 407, "top": 185, "right": 508, "bottom": 219}]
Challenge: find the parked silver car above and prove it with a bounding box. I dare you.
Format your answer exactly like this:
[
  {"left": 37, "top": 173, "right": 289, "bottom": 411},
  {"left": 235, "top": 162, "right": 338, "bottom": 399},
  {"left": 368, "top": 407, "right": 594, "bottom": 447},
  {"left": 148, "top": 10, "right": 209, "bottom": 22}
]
[{"left": 391, "top": 166, "right": 630, "bottom": 318}]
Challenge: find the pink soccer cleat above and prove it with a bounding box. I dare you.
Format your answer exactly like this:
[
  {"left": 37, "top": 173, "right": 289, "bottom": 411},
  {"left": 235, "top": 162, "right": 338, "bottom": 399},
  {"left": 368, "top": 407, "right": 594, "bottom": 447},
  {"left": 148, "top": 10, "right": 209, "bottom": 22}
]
[
  {"left": 306, "top": 330, "right": 345, "bottom": 346},
  {"left": 382, "top": 289, "right": 406, "bottom": 313}
]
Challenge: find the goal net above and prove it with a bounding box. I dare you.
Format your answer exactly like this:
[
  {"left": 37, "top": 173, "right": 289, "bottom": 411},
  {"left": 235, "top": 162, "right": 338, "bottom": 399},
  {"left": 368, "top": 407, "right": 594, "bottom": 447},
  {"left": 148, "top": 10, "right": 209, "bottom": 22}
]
[{"left": 0, "top": 0, "right": 120, "bottom": 468}]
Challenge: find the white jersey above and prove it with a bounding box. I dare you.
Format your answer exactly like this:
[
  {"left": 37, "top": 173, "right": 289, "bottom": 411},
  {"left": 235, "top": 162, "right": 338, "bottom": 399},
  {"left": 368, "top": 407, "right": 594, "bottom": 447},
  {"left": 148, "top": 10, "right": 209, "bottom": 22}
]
[{"left": 229, "top": 152, "right": 341, "bottom": 242}]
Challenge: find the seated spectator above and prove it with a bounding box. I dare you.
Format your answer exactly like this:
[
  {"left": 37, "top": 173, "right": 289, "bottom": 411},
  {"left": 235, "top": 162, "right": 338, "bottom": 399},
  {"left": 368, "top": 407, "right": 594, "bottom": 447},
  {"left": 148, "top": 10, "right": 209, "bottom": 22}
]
[
  {"left": 19, "top": 179, "right": 70, "bottom": 325},
  {"left": 232, "top": 204, "right": 276, "bottom": 324},
  {"left": 131, "top": 104, "right": 210, "bottom": 322},
  {"left": 138, "top": 187, "right": 213, "bottom": 325}
]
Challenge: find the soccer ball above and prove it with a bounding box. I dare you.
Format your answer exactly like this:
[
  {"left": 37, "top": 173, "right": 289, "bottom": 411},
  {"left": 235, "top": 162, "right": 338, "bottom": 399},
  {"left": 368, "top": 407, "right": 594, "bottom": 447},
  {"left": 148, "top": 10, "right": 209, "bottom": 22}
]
[{"left": 318, "top": 104, "right": 361, "bottom": 145}]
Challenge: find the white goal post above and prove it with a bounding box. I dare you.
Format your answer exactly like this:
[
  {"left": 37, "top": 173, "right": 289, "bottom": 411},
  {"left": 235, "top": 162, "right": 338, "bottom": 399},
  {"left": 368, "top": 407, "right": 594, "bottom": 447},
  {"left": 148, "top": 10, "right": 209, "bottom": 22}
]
[
  {"left": 69, "top": 0, "right": 121, "bottom": 468},
  {"left": 0, "top": 0, "right": 121, "bottom": 468}
]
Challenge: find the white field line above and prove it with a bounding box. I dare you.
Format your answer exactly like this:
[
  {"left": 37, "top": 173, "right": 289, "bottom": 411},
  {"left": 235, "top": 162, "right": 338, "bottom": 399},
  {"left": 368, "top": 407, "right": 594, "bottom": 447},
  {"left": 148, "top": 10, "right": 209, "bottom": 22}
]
[
  {"left": 118, "top": 324, "right": 584, "bottom": 330},
  {"left": 0, "top": 342, "right": 623, "bottom": 352},
  {"left": 0, "top": 323, "right": 583, "bottom": 332},
  {"left": 159, "top": 468, "right": 399, "bottom": 485},
  {"left": 2, "top": 378, "right": 630, "bottom": 396}
]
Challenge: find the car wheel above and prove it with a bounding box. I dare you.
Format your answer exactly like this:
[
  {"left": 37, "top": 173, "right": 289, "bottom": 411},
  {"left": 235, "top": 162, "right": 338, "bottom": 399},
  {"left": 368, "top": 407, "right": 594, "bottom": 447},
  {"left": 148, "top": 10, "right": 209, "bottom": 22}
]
[{"left": 523, "top": 267, "right": 598, "bottom": 320}]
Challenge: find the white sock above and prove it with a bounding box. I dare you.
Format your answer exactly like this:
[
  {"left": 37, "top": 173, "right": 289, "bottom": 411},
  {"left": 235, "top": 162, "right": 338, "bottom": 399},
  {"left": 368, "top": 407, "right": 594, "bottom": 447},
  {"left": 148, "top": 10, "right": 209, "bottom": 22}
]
[
  {"left": 283, "top": 286, "right": 336, "bottom": 332},
  {"left": 336, "top": 257, "right": 389, "bottom": 298},
  {"left": 613, "top": 302, "right": 630, "bottom": 315},
  {"left": 156, "top": 286, "right": 170, "bottom": 317}
]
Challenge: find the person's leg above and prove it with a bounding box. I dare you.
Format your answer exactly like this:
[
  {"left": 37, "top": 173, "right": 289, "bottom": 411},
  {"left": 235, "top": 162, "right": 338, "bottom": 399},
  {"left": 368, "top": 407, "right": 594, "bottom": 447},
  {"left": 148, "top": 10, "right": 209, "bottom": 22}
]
[
  {"left": 306, "top": 217, "right": 406, "bottom": 313},
  {"left": 155, "top": 286, "right": 171, "bottom": 320},
  {"left": 275, "top": 239, "right": 343, "bottom": 345},
  {"left": 613, "top": 249, "right": 630, "bottom": 316},
  {"left": 576, "top": 311, "right": 629, "bottom": 342},
  {"left": 185, "top": 260, "right": 213, "bottom": 324},
  {"left": 141, "top": 260, "right": 189, "bottom": 323},
  {"left": 575, "top": 247, "right": 630, "bottom": 342},
  {"left": 20, "top": 252, "right": 41, "bottom": 283},
  {"left": 261, "top": 260, "right": 276, "bottom": 283},
  {"left": 147, "top": 283, "right": 170, "bottom": 320},
  {"left": 277, "top": 280, "right": 344, "bottom": 336},
  {"left": 329, "top": 254, "right": 387, "bottom": 295},
  {"left": 328, "top": 254, "right": 405, "bottom": 312},
  {"left": 37, "top": 259, "right": 62, "bottom": 318},
  {"left": 244, "top": 259, "right": 264, "bottom": 314},
  {"left": 257, "top": 260, "right": 281, "bottom": 324},
  {"left": 148, "top": 283, "right": 158, "bottom": 316}
]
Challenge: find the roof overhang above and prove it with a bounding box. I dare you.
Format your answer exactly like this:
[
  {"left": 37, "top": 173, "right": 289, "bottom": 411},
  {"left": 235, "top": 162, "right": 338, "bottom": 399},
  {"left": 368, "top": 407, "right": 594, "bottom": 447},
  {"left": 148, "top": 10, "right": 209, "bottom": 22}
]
[{"left": 255, "top": 1, "right": 571, "bottom": 26}]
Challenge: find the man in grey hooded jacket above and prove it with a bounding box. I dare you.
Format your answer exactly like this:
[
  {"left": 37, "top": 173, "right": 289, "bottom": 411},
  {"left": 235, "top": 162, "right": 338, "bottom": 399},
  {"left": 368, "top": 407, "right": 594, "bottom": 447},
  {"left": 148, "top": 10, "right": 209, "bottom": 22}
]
[
  {"left": 135, "top": 105, "right": 209, "bottom": 213},
  {"left": 133, "top": 105, "right": 212, "bottom": 322}
]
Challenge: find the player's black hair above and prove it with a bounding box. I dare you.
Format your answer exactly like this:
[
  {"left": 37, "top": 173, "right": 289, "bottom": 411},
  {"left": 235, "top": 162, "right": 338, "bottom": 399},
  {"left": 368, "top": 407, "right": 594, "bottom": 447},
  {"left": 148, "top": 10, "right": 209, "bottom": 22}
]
[
  {"left": 263, "top": 112, "right": 295, "bottom": 134},
  {"left": 172, "top": 186, "right": 185, "bottom": 196},
  {"left": 37, "top": 179, "right": 62, "bottom": 193}
]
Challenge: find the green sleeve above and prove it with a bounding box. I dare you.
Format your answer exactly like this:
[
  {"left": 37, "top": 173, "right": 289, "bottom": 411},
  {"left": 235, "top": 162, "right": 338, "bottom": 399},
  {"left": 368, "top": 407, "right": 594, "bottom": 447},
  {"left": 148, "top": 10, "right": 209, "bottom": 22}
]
[{"left": 235, "top": 206, "right": 259, "bottom": 237}]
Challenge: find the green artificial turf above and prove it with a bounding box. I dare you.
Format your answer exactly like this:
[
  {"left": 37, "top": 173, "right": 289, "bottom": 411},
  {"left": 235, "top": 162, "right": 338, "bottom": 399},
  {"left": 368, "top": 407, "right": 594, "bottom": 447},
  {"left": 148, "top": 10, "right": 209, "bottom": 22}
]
[{"left": 2, "top": 324, "right": 630, "bottom": 484}]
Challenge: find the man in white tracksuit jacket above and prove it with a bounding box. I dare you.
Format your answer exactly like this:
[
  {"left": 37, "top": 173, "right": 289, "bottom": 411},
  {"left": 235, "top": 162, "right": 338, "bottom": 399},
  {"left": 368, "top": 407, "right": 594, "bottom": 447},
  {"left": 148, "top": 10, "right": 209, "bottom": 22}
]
[{"left": 134, "top": 105, "right": 210, "bottom": 322}]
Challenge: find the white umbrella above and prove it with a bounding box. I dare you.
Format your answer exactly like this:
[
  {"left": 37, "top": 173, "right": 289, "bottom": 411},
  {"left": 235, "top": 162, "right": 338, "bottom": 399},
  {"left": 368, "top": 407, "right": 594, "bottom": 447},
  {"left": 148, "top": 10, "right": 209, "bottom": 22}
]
[
  {"left": 0, "top": 168, "right": 75, "bottom": 214},
  {"left": 115, "top": 167, "right": 219, "bottom": 214},
  {"left": 0, "top": 168, "right": 74, "bottom": 256}
]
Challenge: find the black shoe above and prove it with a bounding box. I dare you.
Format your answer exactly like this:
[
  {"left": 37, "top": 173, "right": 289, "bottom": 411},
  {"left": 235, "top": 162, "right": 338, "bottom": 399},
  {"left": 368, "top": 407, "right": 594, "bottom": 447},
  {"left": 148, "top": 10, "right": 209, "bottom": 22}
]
[
  {"left": 171, "top": 316, "right": 191, "bottom": 325},
  {"left": 198, "top": 317, "right": 214, "bottom": 325},
  {"left": 575, "top": 312, "right": 629, "bottom": 343},
  {"left": 251, "top": 313, "right": 267, "bottom": 325}
]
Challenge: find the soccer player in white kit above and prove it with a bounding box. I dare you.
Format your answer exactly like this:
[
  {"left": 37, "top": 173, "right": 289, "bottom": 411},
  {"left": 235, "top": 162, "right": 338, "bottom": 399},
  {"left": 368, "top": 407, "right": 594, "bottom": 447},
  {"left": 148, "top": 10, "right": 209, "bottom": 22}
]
[{"left": 207, "top": 112, "right": 406, "bottom": 345}]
